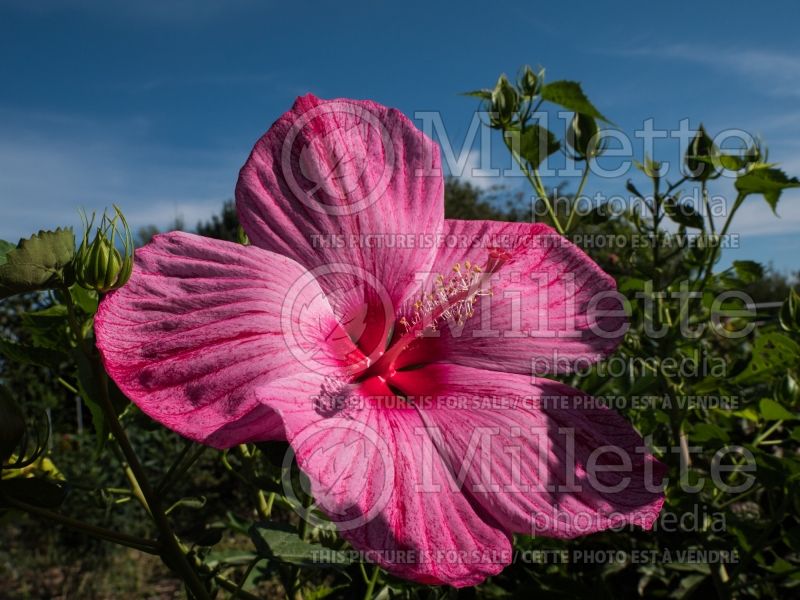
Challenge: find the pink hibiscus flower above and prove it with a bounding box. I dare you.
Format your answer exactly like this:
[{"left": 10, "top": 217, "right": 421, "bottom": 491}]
[{"left": 95, "top": 95, "right": 665, "bottom": 587}]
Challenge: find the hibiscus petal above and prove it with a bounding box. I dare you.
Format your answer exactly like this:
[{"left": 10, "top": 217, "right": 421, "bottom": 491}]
[
  {"left": 397, "top": 219, "right": 626, "bottom": 374},
  {"left": 257, "top": 373, "right": 513, "bottom": 587},
  {"left": 95, "top": 231, "right": 362, "bottom": 448},
  {"left": 390, "top": 363, "right": 666, "bottom": 538},
  {"left": 236, "top": 94, "right": 444, "bottom": 358}
]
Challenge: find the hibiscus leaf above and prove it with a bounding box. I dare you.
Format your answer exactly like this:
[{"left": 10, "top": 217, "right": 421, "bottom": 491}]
[
  {"left": 461, "top": 89, "right": 492, "bottom": 100},
  {"left": 759, "top": 398, "right": 797, "bottom": 421},
  {"left": 0, "top": 337, "right": 67, "bottom": 370},
  {"left": 735, "top": 167, "right": 800, "bottom": 214},
  {"left": 0, "top": 229, "right": 75, "bottom": 299},
  {"left": 732, "top": 260, "right": 764, "bottom": 284},
  {"left": 732, "top": 333, "right": 800, "bottom": 385},
  {"left": 249, "top": 522, "right": 352, "bottom": 568},
  {"left": 20, "top": 305, "right": 71, "bottom": 351},
  {"left": 664, "top": 197, "right": 704, "bottom": 229},
  {"left": 540, "top": 80, "right": 610, "bottom": 123},
  {"left": 72, "top": 349, "right": 128, "bottom": 454},
  {"left": 518, "top": 124, "right": 560, "bottom": 168}
]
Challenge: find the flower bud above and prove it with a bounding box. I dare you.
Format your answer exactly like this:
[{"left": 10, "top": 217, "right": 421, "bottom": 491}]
[
  {"left": 518, "top": 65, "right": 540, "bottom": 97},
  {"left": 685, "top": 125, "right": 718, "bottom": 181},
  {"left": 566, "top": 112, "right": 600, "bottom": 159},
  {"left": 490, "top": 74, "right": 518, "bottom": 128},
  {"left": 775, "top": 373, "right": 800, "bottom": 405},
  {"left": 780, "top": 288, "right": 800, "bottom": 332},
  {"left": 0, "top": 387, "right": 25, "bottom": 464},
  {"left": 75, "top": 206, "right": 133, "bottom": 293}
]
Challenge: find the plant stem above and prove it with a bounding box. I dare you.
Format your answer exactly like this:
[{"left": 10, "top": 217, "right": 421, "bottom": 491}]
[
  {"left": 157, "top": 442, "right": 206, "bottom": 495},
  {"left": 4, "top": 496, "right": 159, "bottom": 554},
  {"left": 363, "top": 565, "right": 380, "bottom": 600},
  {"left": 503, "top": 135, "right": 565, "bottom": 233},
  {"left": 62, "top": 288, "right": 211, "bottom": 600},
  {"left": 564, "top": 164, "right": 591, "bottom": 232},
  {"left": 214, "top": 573, "right": 263, "bottom": 600},
  {"left": 697, "top": 192, "right": 745, "bottom": 289}
]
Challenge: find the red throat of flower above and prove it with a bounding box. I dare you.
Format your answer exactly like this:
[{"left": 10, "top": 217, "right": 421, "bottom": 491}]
[{"left": 356, "top": 247, "right": 513, "bottom": 385}]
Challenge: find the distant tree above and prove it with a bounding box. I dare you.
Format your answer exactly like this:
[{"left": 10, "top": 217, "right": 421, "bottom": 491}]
[
  {"left": 743, "top": 266, "right": 798, "bottom": 304},
  {"left": 136, "top": 217, "right": 185, "bottom": 247},
  {"left": 443, "top": 178, "right": 513, "bottom": 220},
  {"left": 196, "top": 200, "right": 239, "bottom": 242}
]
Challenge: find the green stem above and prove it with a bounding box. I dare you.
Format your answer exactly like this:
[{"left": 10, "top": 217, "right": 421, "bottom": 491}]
[
  {"left": 754, "top": 420, "right": 784, "bottom": 446},
  {"left": 702, "top": 180, "right": 716, "bottom": 235},
  {"left": 363, "top": 565, "right": 380, "bottom": 600},
  {"left": 108, "top": 441, "right": 151, "bottom": 512},
  {"left": 214, "top": 573, "right": 263, "bottom": 600},
  {"left": 157, "top": 442, "right": 206, "bottom": 495},
  {"left": 697, "top": 192, "right": 745, "bottom": 289},
  {"left": 4, "top": 495, "right": 159, "bottom": 554},
  {"left": 236, "top": 445, "right": 273, "bottom": 520},
  {"left": 62, "top": 288, "right": 211, "bottom": 600},
  {"left": 564, "top": 164, "right": 591, "bottom": 232},
  {"left": 504, "top": 134, "right": 565, "bottom": 234}
]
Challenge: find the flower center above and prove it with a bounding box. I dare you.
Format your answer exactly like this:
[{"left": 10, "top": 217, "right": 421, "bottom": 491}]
[
  {"left": 399, "top": 259, "right": 490, "bottom": 336},
  {"left": 356, "top": 247, "right": 512, "bottom": 384}
]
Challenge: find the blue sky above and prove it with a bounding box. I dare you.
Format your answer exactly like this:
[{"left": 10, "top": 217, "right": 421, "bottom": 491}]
[{"left": 1, "top": 0, "right": 799, "bottom": 274}]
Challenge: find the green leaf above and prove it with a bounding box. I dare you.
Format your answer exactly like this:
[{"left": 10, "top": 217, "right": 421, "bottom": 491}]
[
  {"left": 518, "top": 124, "right": 560, "bottom": 167},
  {"left": 461, "top": 89, "right": 492, "bottom": 100},
  {"left": 732, "top": 407, "right": 760, "bottom": 422},
  {"left": 732, "top": 333, "right": 800, "bottom": 385},
  {"left": 69, "top": 284, "right": 99, "bottom": 315},
  {"left": 732, "top": 260, "right": 764, "bottom": 284},
  {"left": 759, "top": 398, "right": 797, "bottom": 421},
  {"left": 0, "top": 337, "right": 67, "bottom": 370},
  {"left": 540, "top": 80, "right": 610, "bottom": 123},
  {"left": 694, "top": 153, "right": 748, "bottom": 171},
  {"left": 20, "top": 304, "right": 70, "bottom": 351},
  {"left": 780, "top": 288, "right": 800, "bottom": 332},
  {"left": 204, "top": 549, "right": 258, "bottom": 569},
  {"left": 0, "top": 229, "right": 75, "bottom": 299},
  {"left": 166, "top": 495, "right": 207, "bottom": 515},
  {"left": 664, "top": 197, "right": 704, "bottom": 229},
  {"left": 71, "top": 349, "right": 127, "bottom": 453},
  {"left": 691, "top": 422, "right": 730, "bottom": 443},
  {"left": 735, "top": 167, "right": 800, "bottom": 213},
  {"left": 249, "top": 522, "right": 351, "bottom": 568},
  {"left": 0, "top": 240, "right": 15, "bottom": 266}
]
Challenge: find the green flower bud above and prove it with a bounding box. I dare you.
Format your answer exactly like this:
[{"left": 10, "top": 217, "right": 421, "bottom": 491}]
[
  {"left": 779, "top": 288, "right": 800, "bottom": 332},
  {"left": 75, "top": 206, "right": 133, "bottom": 293},
  {"left": 518, "top": 65, "right": 540, "bottom": 98},
  {"left": 775, "top": 373, "right": 800, "bottom": 405},
  {"left": 686, "top": 125, "right": 718, "bottom": 181},
  {"left": 566, "top": 112, "right": 600, "bottom": 159},
  {"left": 0, "top": 387, "right": 25, "bottom": 464},
  {"left": 490, "top": 74, "right": 519, "bottom": 128}
]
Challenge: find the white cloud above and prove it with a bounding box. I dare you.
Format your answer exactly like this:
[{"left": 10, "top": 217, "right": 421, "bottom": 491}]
[
  {"left": 446, "top": 148, "right": 520, "bottom": 192},
  {"left": 625, "top": 44, "right": 800, "bottom": 98}
]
